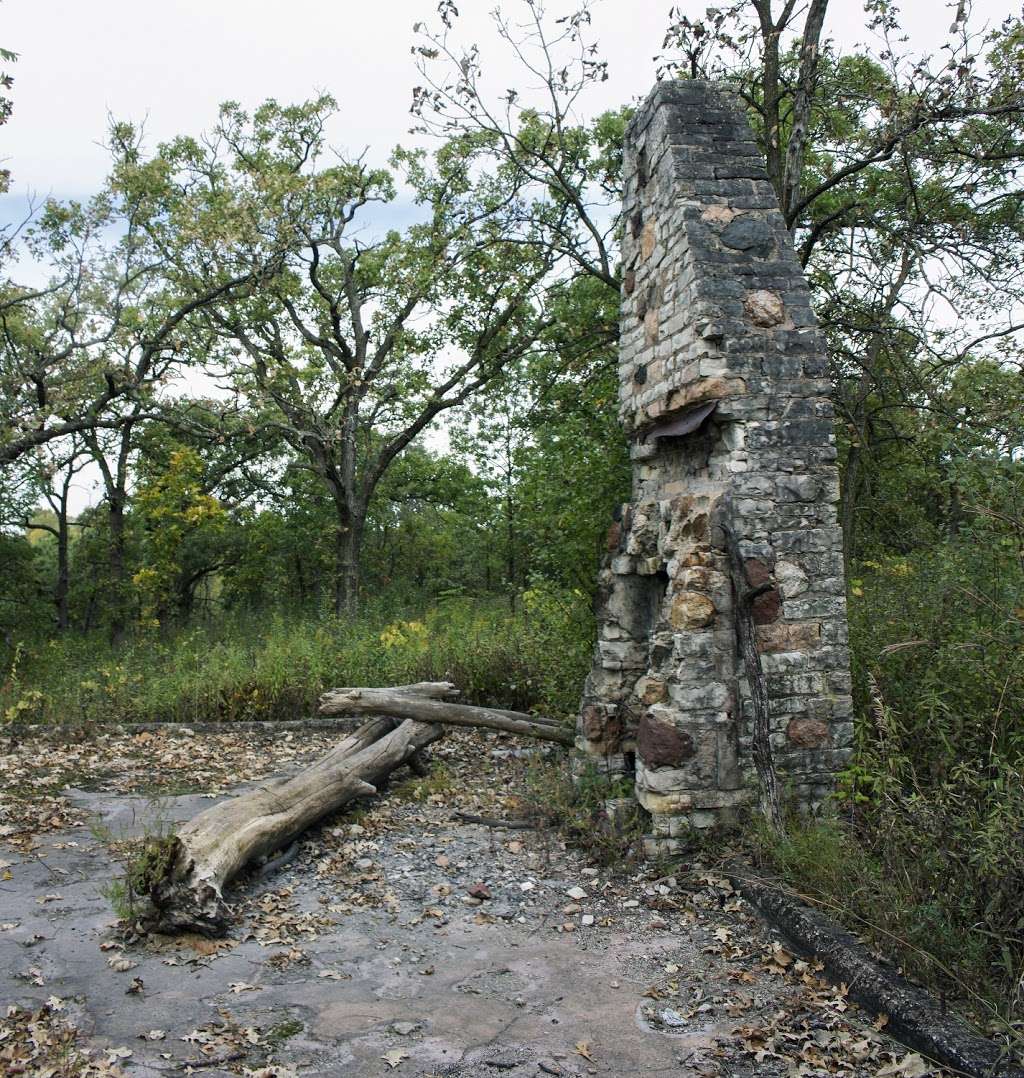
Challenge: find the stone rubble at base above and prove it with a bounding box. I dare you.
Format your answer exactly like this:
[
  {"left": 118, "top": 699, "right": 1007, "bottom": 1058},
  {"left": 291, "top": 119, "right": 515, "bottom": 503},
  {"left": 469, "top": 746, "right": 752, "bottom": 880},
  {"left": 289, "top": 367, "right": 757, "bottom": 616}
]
[{"left": 576, "top": 81, "right": 853, "bottom": 854}]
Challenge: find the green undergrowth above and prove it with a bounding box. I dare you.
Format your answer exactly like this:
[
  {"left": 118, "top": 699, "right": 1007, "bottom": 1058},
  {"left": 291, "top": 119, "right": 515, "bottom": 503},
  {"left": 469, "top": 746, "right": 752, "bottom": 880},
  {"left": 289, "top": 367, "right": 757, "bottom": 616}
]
[
  {"left": 524, "top": 757, "right": 646, "bottom": 866},
  {"left": 748, "top": 790, "right": 1024, "bottom": 1048},
  {"left": 745, "top": 540, "right": 1024, "bottom": 1043},
  {"left": 0, "top": 587, "right": 592, "bottom": 730}
]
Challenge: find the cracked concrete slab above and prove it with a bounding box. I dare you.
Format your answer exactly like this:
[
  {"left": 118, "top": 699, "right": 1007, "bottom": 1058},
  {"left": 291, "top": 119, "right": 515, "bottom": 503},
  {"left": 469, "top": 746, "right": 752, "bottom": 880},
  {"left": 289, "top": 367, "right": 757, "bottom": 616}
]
[{"left": 1, "top": 729, "right": 948, "bottom": 1076}]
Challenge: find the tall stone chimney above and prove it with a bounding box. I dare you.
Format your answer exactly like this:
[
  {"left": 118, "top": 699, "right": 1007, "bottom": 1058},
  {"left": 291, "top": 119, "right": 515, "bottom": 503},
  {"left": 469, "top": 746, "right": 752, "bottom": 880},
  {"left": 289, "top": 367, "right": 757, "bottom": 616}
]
[{"left": 576, "top": 81, "right": 853, "bottom": 853}]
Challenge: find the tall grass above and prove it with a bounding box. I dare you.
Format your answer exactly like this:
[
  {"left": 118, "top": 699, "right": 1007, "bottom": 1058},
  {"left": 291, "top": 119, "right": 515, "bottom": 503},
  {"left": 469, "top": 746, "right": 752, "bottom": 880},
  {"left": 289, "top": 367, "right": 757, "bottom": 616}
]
[{"left": 0, "top": 586, "right": 593, "bottom": 728}]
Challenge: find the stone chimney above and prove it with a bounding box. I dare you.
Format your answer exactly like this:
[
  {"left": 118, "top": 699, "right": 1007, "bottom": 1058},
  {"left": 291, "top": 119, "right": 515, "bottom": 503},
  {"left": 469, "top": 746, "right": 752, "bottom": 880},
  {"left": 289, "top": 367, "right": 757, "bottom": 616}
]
[{"left": 576, "top": 81, "right": 853, "bottom": 853}]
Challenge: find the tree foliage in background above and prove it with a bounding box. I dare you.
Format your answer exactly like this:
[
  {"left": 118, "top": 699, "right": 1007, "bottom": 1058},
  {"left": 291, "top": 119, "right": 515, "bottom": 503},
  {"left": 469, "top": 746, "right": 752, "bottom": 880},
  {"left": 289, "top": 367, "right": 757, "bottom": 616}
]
[
  {"left": 107, "top": 96, "right": 572, "bottom": 614},
  {"left": 660, "top": 0, "right": 1024, "bottom": 560},
  {"left": 1, "top": 0, "right": 16, "bottom": 196}
]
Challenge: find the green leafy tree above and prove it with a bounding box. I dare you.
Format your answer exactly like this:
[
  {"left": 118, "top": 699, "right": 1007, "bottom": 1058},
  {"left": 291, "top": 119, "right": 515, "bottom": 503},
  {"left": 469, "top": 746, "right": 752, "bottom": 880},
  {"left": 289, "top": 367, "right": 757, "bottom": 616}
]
[
  {"left": 112, "top": 96, "right": 566, "bottom": 614},
  {"left": 0, "top": 188, "right": 267, "bottom": 470},
  {"left": 131, "top": 447, "right": 229, "bottom": 627},
  {"left": 659, "top": 1, "right": 1024, "bottom": 560},
  {"left": 417, "top": 1, "right": 1024, "bottom": 566}
]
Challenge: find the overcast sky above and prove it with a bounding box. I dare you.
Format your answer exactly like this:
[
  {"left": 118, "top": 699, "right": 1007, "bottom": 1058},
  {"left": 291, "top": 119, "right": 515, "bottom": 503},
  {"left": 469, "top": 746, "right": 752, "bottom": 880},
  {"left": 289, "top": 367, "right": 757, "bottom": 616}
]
[{"left": 2, "top": 0, "right": 1017, "bottom": 219}]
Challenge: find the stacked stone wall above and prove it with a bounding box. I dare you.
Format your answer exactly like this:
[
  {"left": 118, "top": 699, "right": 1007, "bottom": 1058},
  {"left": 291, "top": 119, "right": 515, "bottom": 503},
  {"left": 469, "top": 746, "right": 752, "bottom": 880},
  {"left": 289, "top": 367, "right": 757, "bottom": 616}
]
[{"left": 576, "top": 81, "right": 853, "bottom": 852}]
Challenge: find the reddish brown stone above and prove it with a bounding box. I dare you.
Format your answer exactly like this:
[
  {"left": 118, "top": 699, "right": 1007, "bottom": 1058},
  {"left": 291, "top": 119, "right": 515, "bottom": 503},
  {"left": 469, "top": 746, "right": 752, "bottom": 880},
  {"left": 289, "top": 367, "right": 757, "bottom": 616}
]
[
  {"left": 581, "top": 705, "right": 624, "bottom": 754},
  {"left": 606, "top": 521, "right": 622, "bottom": 552},
  {"left": 638, "top": 714, "right": 696, "bottom": 769},
  {"left": 787, "top": 717, "right": 829, "bottom": 748},
  {"left": 580, "top": 705, "right": 604, "bottom": 741},
  {"left": 603, "top": 714, "right": 624, "bottom": 753},
  {"left": 752, "top": 588, "right": 782, "bottom": 625},
  {"left": 744, "top": 558, "right": 772, "bottom": 588},
  {"left": 623, "top": 269, "right": 636, "bottom": 295}
]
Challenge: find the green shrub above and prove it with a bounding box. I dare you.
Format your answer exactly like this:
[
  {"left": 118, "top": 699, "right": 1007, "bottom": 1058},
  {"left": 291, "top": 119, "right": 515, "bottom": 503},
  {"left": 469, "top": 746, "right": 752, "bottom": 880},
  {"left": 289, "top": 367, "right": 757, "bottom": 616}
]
[
  {"left": 759, "top": 534, "right": 1024, "bottom": 1031},
  {"left": 0, "top": 587, "right": 593, "bottom": 730}
]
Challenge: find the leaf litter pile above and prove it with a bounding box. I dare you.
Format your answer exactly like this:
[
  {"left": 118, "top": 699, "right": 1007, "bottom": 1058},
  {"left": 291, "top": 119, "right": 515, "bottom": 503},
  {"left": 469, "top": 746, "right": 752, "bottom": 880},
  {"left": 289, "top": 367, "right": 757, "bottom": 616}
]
[
  {"left": 0, "top": 726, "right": 341, "bottom": 848},
  {"left": 1, "top": 723, "right": 956, "bottom": 1076}
]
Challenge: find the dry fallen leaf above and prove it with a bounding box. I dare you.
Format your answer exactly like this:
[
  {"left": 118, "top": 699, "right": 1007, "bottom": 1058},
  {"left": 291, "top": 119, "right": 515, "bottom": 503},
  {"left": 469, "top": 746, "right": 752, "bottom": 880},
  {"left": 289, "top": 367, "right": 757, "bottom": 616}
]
[
  {"left": 381, "top": 1047, "right": 410, "bottom": 1069},
  {"left": 769, "top": 942, "right": 794, "bottom": 967},
  {"left": 575, "top": 1041, "right": 596, "bottom": 1062},
  {"left": 877, "top": 1053, "right": 931, "bottom": 1077}
]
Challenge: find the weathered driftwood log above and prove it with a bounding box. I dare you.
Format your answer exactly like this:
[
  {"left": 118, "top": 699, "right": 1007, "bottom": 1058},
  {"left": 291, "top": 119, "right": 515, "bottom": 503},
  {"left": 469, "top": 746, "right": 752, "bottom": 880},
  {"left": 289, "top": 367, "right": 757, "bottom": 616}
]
[
  {"left": 328, "top": 681, "right": 461, "bottom": 700},
  {"left": 142, "top": 715, "right": 442, "bottom": 935},
  {"left": 317, "top": 687, "right": 574, "bottom": 746},
  {"left": 141, "top": 681, "right": 570, "bottom": 936}
]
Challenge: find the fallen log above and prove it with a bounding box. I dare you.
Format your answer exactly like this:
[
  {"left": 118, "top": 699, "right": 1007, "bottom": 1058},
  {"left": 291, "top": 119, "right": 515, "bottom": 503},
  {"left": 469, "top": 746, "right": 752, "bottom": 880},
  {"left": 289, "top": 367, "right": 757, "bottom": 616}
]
[
  {"left": 138, "top": 681, "right": 570, "bottom": 936},
  {"left": 139, "top": 715, "right": 442, "bottom": 935},
  {"left": 317, "top": 687, "right": 573, "bottom": 745},
  {"left": 328, "top": 681, "right": 460, "bottom": 700}
]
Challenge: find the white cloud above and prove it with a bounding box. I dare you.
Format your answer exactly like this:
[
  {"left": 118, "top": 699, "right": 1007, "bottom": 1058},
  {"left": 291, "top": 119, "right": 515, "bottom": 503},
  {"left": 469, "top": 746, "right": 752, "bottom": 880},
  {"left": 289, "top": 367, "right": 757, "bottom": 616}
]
[{"left": 4, "top": 0, "right": 1010, "bottom": 209}]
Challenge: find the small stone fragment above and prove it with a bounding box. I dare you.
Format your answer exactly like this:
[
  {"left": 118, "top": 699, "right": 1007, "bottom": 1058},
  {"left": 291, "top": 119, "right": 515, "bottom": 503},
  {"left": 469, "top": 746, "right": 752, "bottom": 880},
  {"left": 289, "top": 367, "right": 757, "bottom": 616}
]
[{"left": 390, "top": 1021, "right": 420, "bottom": 1036}]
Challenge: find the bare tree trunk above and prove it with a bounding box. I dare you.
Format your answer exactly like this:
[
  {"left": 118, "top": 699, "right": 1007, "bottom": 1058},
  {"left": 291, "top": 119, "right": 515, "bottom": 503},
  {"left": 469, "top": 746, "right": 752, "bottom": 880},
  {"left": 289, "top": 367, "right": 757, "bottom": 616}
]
[
  {"left": 318, "top": 687, "right": 573, "bottom": 745},
  {"left": 55, "top": 509, "right": 70, "bottom": 632},
  {"left": 143, "top": 715, "right": 443, "bottom": 935},
  {"left": 723, "top": 517, "right": 782, "bottom": 834},
  {"left": 752, "top": 0, "right": 785, "bottom": 201},
  {"left": 333, "top": 511, "right": 363, "bottom": 617},
  {"left": 108, "top": 495, "right": 128, "bottom": 644},
  {"left": 781, "top": 0, "right": 830, "bottom": 224},
  {"left": 40, "top": 446, "right": 87, "bottom": 633},
  {"left": 839, "top": 441, "right": 862, "bottom": 577}
]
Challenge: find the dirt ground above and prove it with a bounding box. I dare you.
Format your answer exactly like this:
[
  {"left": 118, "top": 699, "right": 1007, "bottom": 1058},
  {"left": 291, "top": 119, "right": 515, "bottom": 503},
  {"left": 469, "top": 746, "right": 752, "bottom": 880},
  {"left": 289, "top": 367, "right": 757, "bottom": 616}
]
[{"left": 0, "top": 723, "right": 948, "bottom": 1077}]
